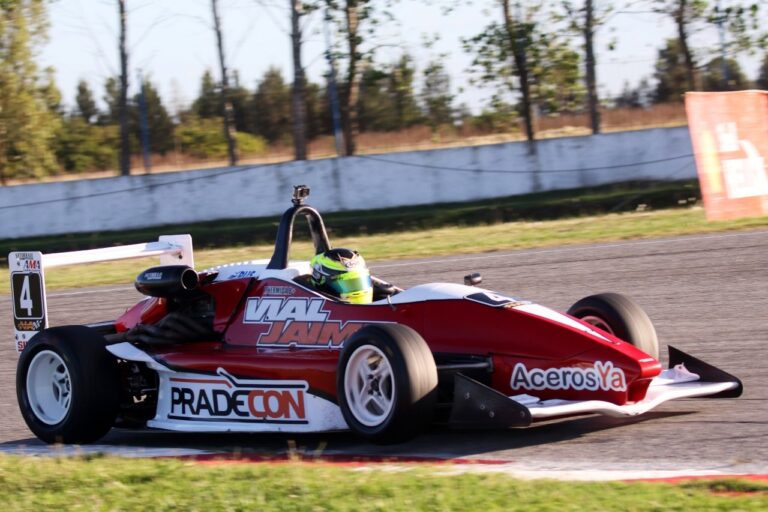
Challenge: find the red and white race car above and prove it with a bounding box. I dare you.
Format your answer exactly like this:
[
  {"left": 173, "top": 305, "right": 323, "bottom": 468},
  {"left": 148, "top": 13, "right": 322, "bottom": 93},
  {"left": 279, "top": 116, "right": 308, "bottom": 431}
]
[{"left": 10, "top": 186, "right": 742, "bottom": 444}]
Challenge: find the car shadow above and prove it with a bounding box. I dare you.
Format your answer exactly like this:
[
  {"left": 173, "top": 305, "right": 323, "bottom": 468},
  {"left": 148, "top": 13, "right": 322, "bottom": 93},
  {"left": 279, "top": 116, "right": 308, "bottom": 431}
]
[{"left": 0, "top": 410, "right": 694, "bottom": 460}]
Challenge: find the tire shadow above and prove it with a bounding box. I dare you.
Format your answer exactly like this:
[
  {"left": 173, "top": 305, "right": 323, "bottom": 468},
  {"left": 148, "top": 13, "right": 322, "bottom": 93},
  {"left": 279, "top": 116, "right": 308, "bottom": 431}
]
[{"left": 0, "top": 410, "right": 694, "bottom": 461}]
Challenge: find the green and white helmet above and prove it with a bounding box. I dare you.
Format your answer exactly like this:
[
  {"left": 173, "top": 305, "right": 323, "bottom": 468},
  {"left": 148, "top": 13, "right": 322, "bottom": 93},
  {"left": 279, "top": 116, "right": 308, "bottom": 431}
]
[{"left": 310, "top": 248, "right": 373, "bottom": 304}]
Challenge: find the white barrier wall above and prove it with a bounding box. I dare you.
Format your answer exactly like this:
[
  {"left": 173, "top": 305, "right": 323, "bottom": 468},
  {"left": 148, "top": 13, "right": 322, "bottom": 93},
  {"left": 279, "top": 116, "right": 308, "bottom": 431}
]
[{"left": 0, "top": 127, "right": 695, "bottom": 239}]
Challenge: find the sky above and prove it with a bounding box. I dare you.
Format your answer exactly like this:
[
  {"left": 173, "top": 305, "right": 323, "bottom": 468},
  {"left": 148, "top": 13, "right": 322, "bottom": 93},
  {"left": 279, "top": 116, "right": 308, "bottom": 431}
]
[{"left": 40, "top": 0, "right": 762, "bottom": 115}]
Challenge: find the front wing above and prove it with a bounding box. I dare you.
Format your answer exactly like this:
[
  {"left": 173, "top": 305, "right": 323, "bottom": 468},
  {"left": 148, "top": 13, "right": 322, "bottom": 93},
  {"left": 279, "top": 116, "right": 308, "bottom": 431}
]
[{"left": 449, "top": 346, "right": 743, "bottom": 428}]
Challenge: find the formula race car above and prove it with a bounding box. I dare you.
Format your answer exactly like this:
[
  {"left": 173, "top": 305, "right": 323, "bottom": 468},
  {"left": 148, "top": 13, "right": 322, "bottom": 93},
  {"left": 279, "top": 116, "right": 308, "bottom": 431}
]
[{"left": 9, "top": 186, "right": 742, "bottom": 444}]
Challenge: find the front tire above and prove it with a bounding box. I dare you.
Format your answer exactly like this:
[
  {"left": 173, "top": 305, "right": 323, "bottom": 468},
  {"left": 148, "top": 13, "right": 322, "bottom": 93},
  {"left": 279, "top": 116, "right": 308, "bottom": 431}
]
[
  {"left": 567, "top": 293, "right": 659, "bottom": 360},
  {"left": 337, "top": 324, "right": 437, "bottom": 444},
  {"left": 17, "top": 326, "right": 120, "bottom": 444}
]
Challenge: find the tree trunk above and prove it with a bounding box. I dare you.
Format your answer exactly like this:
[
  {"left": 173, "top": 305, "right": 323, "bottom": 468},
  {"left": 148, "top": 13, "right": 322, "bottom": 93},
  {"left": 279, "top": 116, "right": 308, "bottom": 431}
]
[
  {"left": 584, "top": 0, "right": 600, "bottom": 134},
  {"left": 118, "top": 0, "right": 130, "bottom": 176},
  {"left": 675, "top": 0, "right": 697, "bottom": 92},
  {"left": 211, "top": 0, "right": 238, "bottom": 166},
  {"left": 290, "top": 0, "right": 308, "bottom": 160},
  {"left": 501, "top": 0, "right": 534, "bottom": 142},
  {"left": 341, "top": 1, "right": 360, "bottom": 156}
]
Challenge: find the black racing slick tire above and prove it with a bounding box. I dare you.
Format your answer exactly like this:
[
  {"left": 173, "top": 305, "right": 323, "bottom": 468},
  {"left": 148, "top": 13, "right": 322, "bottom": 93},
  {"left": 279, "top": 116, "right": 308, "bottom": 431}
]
[
  {"left": 567, "top": 293, "right": 660, "bottom": 360},
  {"left": 337, "top": 324, "right": 438, "bottom": 444},
  {"left": 16, "top": 326, "right": 120, "bottom": 444}
]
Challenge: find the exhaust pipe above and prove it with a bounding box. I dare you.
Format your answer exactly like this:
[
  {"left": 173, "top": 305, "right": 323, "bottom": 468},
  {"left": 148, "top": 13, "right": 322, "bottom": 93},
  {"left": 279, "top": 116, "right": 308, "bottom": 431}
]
[{"left": 135, "top": 265, "right": 199, "bottom": 298}]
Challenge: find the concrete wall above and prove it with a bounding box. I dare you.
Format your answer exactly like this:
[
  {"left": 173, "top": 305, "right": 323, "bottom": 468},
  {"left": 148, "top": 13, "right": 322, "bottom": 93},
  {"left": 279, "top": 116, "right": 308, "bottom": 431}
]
[{"left": 0, "top": 126, "right": 695, "bottom": 239}]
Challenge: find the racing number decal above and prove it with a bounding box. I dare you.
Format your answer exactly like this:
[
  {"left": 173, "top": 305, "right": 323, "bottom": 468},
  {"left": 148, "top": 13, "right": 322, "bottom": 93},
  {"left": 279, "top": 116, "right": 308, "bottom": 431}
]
[
  {"left": 11, "top": 272, "right": 45, "bottom": 327},
  {"left": 11, "top": 272, "right": 43, "bottom": 320},
  {"left": 9, "top": 251, "right": 47, "bottom": 352},
  {"left": 13, "top": 273, "right": 41, "bottom": 317}
]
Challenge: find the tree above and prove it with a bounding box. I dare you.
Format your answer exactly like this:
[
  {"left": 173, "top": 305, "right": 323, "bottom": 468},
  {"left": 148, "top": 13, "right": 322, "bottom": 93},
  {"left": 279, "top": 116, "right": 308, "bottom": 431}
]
[
  {"left": 192, "top": 70, "right": 221, "bottom": 119},
  {"left": 75, "top": 80, "right": 99, "bottom": 124},
  {"left": 54, "top": 118, "right": 117, "bottom": 173},
  {"left": 176, "top": 116, "right": 266, "bottom": 160},
  {"left": 558, "top": 0, "right": 613, "bottom": 133},
  {"left": 131, "top": 78, "right": 175, "bottom": 154},
  {"left": 701, "top": 56, "right": 748, "bottom": 91},
  {"left": 650, "top": 1, "right": 707, "bottom": 93},
  {"left": 421, "top": 61, "right": 454, "bottom": 129},
  {"left": 499, "top": 0, "right": 534, "bottom": 141},
  {"left": 358, "top": 66, "right": 394, "bottom": 132},
  {"left": 465, "top": 1, "right": 582, "bottom": 140},
  {"left": 290, "top": 0, "right": 308, "bottom": 160},
  {"left": 210, "top": 0, "right": 238, "bottom": 165},
  {"left": 323, "top": 0, "right": 394, "bottom": 155},
  {"left": 228, "top": 71, "right": 255, "bottom": 135},
  {"left": 117, "top": 0, "right": 130, "bottom": 176},
  {"left": 356, "top": 56, "right": 421, "bottom": 132},
  {"left": 101, "top": 76, "right": 121, "bottom": 125},
  {"left": 615, "top": 78, "right": 654, "bottom": 108},
  {"left": 305, "top": 81, "right": 331, "bottom": 139},
  {"left": 653, "top": 38, "right": 692, "bottom": 102},
  {"left": 529, "top": 33, "right": 584, "bottom": 114},
  {"left": 252, "top": 67, "right": 291, "bottom": 143},
  {"left": 388, "top": 54, "right": 421, "bottom": 130},
  {"left": 758, "top": 53, "right": 768, "bottom": 89},
  {"left": 0, "top": 0, "right": 60, "bottom": 184}
]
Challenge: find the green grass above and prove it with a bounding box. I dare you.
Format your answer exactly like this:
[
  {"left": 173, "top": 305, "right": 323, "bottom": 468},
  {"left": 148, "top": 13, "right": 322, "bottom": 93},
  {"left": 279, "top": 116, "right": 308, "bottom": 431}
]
[
  {"left": 1, "top": 206, "right": 767, "bottom": 295},
  {"left": 0, "top": 455, "right": 765, "bottom": 511}
]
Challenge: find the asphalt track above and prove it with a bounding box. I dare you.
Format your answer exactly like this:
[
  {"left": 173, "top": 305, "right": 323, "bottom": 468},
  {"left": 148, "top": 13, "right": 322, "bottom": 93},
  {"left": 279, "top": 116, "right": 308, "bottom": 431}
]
[{"left": 1, "top": 230, "right": 767, "bottom": 478}]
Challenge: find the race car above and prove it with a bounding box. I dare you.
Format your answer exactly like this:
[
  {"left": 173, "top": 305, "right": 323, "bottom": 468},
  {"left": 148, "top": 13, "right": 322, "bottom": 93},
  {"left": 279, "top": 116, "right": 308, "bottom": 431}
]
[{"left": 10, "top": 186, "right": 742, "bottom": 444}]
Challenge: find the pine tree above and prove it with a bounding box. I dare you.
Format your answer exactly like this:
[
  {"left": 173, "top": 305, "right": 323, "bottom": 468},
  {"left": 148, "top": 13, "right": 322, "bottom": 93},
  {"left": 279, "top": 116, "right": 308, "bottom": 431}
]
[
  {"left": 0, "top": 1, "right": 60, "bottom": 183},
  {"left": 252, "top": 67, "right": 291, "bottom": 144},
  {"left": 192, "top": 70, "right": 220, "bottom": 119},
  {"left": 75, "top": 80, "right": 99, "bottom": 124},
  {"left": 653, "top": 38, "right": 691, "bottom": 102},
  {"left": 388, "top": 55, "right": 421, "bottom": 130},
  {"left": 132, "top": 78, "right": 175, "bottom": 154},
  {"left": 702, "top": 57, "right": 748, "bottom": 91},
  {"left": 421, "top": 61, "right": 454, "bottom": 130},
  {"left": 756, "top": 53, "right": 768, "bottom": 90},
  {"left": 101, "top": 76, "right": 121, "bottom": 125}
]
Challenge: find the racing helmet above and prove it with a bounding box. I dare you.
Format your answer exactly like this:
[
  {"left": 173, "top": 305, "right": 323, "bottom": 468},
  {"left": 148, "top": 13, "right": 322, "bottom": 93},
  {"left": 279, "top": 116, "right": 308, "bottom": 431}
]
[{"left": 310, "top": 248, "right": 373, "bottom": 304}]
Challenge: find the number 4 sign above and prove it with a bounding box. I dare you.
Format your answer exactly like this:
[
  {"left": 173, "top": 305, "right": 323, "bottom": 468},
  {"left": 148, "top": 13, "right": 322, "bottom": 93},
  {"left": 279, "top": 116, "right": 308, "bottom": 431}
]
[{"left": 9, "top": 251, "right": 47, "bottom": 353}]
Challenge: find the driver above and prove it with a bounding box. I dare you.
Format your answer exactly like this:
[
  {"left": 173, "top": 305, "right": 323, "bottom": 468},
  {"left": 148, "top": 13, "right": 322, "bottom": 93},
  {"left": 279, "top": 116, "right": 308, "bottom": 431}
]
[{"left": 309, "top": 248, "right": 373, "bottom": 304}]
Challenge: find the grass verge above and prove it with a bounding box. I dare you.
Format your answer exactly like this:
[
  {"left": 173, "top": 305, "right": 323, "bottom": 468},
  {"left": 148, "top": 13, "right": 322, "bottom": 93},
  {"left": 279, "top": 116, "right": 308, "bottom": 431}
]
[{"left": 0, "top": 455, "right": 765, "bottom": 511}]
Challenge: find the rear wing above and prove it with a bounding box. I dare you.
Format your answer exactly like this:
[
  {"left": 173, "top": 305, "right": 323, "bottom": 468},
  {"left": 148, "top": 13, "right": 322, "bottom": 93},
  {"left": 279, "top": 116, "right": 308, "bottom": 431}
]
[{"left": 9, "top": 235, "right": 193, "bottom": 354}]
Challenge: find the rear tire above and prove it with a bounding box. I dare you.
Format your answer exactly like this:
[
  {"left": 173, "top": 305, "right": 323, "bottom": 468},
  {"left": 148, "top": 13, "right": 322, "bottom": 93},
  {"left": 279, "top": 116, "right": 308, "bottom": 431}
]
[
  {"left": 337, "top": 324, "right": 437, "bottom": 444},
  {"left": 17, "top": 326, "right": 120, "bottom": 444},
  {"left": 567, "top": 293, "right": 659, "bottom": 360}
]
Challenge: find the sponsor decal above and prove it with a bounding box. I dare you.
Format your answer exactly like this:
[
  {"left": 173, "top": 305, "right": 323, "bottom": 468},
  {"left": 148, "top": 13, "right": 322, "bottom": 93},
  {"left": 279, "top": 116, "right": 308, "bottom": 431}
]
[
  {"left": 13, "top": 253, "right": 39, "bottom": 271},
  {"left": 264, "top": 285, "right": 296, "bottom": 296},
  {"left": 15, "top": 320, "right": 42, "bottom": 331},
  {"left": 466, "top": 291, "right": 531, "bottom": 308},
  {"left": 227, "top": 270, "right": 259, "bottom": 280},
  {"left": 510, "top": 361, "right": 627, "bottom": 392},
  {"left": 22, "top": 259, "right": 40, "bottom": 271},
  {"left": 168, "top": 369, "right": 308, "bottom": 424},
  {"left": 243, "top": 297, "right": 366, "bottom": 348}
]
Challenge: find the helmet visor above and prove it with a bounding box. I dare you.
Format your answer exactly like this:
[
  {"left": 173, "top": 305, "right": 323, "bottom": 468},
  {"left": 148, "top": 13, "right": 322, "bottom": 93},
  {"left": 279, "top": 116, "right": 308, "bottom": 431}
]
[{"left": 329, "top": 270, "right": 372, "bottom": 295}]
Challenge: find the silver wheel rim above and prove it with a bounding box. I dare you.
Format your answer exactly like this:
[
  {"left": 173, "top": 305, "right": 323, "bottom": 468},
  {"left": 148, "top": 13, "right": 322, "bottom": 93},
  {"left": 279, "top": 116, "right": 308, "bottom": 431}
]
[
  {"left": 343, "top": 345, "right": 395, "bottom": 427},
  {"left": 580, "top": 315, "right": 614, "bottom": 335},
  {"left": 26, "top": 350, "right": 72, "bottom": 425}
]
